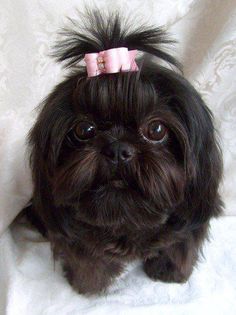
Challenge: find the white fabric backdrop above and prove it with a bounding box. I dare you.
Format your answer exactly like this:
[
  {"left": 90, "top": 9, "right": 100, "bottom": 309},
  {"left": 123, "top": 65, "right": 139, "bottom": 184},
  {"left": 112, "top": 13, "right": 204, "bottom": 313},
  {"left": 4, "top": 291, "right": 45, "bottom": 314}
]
[{"left": 0, "top": 1, "right": 236, "bottom": 314}]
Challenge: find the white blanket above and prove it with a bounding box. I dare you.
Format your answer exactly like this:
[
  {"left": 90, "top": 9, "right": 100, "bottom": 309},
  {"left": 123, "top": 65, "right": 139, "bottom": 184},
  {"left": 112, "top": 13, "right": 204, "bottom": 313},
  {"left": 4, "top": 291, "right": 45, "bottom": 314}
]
[
  {"left": 0, "top": 217, "right": 236, "bottom": 314},
  {"left": 0, "top": 0, "right": 236, "bottom": 314}
]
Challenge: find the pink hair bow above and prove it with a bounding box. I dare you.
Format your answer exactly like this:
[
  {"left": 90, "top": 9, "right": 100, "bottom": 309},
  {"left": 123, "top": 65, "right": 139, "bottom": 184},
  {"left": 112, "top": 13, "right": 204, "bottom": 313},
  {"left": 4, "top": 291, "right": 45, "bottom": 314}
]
[{"left": 84, "top": 47, "right": 138, "bottom": 77}]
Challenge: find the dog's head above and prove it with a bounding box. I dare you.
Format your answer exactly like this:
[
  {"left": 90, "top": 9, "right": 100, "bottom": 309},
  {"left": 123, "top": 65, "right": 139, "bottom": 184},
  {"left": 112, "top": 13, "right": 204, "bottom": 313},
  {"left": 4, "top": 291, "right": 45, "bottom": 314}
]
[{"left": 29, "top": 11, "right": 222, "bottom": 233}]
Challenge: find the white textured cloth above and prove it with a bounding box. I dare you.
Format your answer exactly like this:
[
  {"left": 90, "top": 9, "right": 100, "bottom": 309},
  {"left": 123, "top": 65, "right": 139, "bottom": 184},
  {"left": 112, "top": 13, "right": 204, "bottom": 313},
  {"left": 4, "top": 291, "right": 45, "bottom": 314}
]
[
  {"left": 0, "top": 0, "right": 236, "bottom": 314},
  {"left": 0, "top": 217, "right": 236, "bottom": 315}
]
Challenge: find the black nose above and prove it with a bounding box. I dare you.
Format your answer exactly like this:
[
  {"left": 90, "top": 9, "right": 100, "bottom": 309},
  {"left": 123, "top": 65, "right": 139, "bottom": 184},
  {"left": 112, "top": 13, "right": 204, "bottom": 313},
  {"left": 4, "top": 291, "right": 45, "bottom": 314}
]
[{"left": 102, "top": 142, "right": 135, "bottom": 164}]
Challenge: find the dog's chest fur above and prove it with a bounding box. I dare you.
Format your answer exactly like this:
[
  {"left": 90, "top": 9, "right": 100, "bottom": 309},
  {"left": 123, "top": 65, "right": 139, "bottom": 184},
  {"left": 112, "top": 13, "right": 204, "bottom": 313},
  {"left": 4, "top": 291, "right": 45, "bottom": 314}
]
[{"left": 62, "top": 219, "right": 166, "bottom": 260}]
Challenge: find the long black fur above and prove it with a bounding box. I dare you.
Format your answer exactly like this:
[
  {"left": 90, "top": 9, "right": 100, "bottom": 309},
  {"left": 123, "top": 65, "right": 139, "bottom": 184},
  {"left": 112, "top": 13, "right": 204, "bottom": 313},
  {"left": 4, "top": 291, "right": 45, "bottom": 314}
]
[{"left": 27, "top": 10, "right": 223, "bottom": 295}]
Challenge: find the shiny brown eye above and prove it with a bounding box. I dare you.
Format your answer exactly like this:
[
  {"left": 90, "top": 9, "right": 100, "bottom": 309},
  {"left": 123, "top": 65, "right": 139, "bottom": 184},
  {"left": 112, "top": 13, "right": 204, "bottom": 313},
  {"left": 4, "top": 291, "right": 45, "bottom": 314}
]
[
  {"left": 142, "top": 120, "right": 168, "bottom": 142},
  {"left": 75, "top": 121, "right": 97, "bottom": 140}
]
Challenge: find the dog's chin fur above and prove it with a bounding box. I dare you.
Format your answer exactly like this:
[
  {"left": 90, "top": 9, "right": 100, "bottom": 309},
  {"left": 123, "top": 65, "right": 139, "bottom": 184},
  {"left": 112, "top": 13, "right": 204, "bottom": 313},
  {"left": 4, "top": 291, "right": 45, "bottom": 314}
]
[{"left": 26, "top": 10, "right": 223, "bottom": 295}]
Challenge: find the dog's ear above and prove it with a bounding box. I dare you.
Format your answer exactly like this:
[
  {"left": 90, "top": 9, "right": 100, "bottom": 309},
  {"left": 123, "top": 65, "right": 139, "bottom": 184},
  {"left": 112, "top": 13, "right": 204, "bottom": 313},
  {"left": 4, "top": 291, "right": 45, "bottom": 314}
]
[
  {"left": 154, "top": 67, "right": 223, "bottom": 227},
  {"left": 29, "top": 77, "right": 76, "bottom": 176},
  {"left": 28, "top": 77, "right": 78, "bottom": 235}
]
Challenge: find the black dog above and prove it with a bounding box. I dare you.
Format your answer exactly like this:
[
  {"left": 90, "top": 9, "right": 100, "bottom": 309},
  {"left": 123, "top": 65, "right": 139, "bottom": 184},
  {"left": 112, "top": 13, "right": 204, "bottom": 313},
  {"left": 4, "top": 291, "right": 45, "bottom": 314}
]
[{"left": 27, "top": 10, "right": 223, "bottom": 295}]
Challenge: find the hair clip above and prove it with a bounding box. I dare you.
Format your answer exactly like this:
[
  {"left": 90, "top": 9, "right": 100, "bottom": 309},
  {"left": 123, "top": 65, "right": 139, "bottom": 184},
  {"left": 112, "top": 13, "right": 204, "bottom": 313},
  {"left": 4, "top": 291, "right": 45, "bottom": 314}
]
[{"left": 84, "top": 47, "right": 138, "bottom": 77}]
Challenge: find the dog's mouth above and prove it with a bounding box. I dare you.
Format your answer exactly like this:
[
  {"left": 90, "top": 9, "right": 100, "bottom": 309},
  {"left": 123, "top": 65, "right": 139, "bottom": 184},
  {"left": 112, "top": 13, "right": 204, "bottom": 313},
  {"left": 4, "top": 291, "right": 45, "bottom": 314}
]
[
  {"left": 79, "top": 177, "right": 131, "bottom": 206},
  {"left": 109, "top": 179, "right": 126, "bottom": 188},
  {"left": 88, "top": 173, "right": 132, "bottom": 193},
  {"left": 106, "top": 168, "right": 133, "bottom": 189},
  {"left": 93, "top": 169, "right": 130, "bottom": 190}
]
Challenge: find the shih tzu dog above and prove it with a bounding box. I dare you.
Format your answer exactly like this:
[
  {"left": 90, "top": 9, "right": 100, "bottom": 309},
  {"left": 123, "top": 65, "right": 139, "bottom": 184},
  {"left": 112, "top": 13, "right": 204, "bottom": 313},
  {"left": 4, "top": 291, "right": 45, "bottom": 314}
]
[{"left": 26, "top": 10, "right": 223, "bottom": 295}]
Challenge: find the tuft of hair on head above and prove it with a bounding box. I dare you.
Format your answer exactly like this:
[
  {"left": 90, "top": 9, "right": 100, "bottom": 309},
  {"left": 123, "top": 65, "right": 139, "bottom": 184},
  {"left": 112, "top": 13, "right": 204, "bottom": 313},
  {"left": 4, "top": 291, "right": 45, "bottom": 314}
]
[{"left": 52, "top": 8, "right": 182, "bottom": 72}]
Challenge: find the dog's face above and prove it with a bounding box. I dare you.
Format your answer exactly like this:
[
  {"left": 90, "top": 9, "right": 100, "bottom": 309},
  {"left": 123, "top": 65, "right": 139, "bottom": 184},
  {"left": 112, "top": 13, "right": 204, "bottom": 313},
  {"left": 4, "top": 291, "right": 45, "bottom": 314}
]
[
  {"left": 33, "top": 69, "right": 195, "bottom": 229},
  {"left": 63, "top": 84, "right": 185, "bottom": 227}
]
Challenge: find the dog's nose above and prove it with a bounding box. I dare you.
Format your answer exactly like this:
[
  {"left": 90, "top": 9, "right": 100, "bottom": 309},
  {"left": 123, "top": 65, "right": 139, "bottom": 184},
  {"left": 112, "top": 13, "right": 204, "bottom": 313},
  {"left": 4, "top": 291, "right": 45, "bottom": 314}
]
[{"left": 102, "top": 142, "right": 135, "bottom": 164}]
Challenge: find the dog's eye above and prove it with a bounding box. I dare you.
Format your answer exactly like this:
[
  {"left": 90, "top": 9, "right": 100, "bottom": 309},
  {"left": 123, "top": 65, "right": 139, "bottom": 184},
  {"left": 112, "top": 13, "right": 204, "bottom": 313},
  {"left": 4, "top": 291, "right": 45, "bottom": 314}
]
[
  {"left": 75, "top": 121, "right": 97, "bottom": 140},
  {"left": 142, "top": 120, "right": 168, "bottom": 142}
]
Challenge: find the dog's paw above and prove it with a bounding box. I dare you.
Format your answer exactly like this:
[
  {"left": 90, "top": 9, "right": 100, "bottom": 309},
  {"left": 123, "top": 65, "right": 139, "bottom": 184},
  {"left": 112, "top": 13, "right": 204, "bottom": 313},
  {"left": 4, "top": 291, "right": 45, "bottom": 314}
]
[{"left": 143, "top": 255, "right": 188, "bottom": 283}]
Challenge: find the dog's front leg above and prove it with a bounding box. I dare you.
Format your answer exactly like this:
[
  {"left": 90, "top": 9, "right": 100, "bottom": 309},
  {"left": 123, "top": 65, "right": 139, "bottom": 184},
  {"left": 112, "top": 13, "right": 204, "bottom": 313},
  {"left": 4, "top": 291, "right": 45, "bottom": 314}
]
[
  {"left": 62, "top": 250, "right": 124, "bottom": 295},
  {"left": 143, "top": 224, "right": 208, "bottom": 283}
]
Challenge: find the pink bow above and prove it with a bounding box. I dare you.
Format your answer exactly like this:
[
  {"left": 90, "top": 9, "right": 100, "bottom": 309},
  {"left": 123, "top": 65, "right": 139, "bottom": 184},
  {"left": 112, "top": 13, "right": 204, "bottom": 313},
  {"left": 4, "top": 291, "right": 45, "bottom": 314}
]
[{"left": 84, "top": 47, "right": 138, "bottom": 77}]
